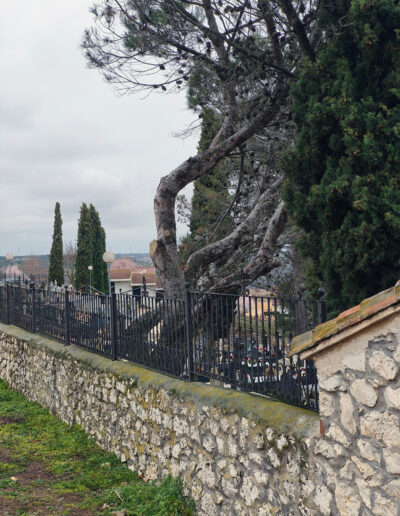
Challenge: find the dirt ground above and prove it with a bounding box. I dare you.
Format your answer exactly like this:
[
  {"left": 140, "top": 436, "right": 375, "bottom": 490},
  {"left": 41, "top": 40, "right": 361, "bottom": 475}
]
[{"left": 0, "top": 449, "right": 95, "bottom": 515}]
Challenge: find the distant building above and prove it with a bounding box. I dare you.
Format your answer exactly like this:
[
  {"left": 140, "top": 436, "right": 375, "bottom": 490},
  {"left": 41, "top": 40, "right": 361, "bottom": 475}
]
[
  {"left": 110, "top": 258, "right": 141, "bottom": 272},
  {"left": 239, "top": 287, "right": 284, "bottom": 318},
  {"left": 110, "top": 268, "right": 163, "bottom": 297},
  {"left": 109, "top": 269, "right": 134, "bottom": 294},
  {"left": 131, "top": 271, "right": 162, "bottom": 297}
]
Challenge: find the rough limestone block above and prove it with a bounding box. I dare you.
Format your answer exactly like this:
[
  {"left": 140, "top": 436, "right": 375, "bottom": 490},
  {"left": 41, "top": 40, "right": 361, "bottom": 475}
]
[
  {"left": 326, "top": 423, "right": 352, "bottom": 447},
  {"left": 335, "top": 483, "right": 361, "bottom": 516},
  {"left": 349, "top": 379, "right": 378, "bottom": 407},
  {"left": 339, "top": 393, "right": 357, "bottom": 435},
  {"left": 369, "top": 350, "right": 399, "bottom": 381},
  {"left": 385, "top": 387, "right": 400, "bottom": 410},
  {"left": 383, "top": 449, "right": 400, "bottom": 474}
]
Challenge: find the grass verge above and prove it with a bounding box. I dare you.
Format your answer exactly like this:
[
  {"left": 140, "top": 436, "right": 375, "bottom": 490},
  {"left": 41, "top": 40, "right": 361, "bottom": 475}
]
[{"left": 0, "top": 379, "right": 195, "bottom": 515}]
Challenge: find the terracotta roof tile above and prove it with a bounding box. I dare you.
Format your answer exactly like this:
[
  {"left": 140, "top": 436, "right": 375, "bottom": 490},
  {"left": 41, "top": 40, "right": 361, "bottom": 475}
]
[
  {"left": 131, "top": 272, "right": 157, "bottom": 285},
  {"left": 110, "top": 269, "right": 132, "bottom": 281},
  {"left": 110, "top": 259, "right": 141, "bottom": 272}
]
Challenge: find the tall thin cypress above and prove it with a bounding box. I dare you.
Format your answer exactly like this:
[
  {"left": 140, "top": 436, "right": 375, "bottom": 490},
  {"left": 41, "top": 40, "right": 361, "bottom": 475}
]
[
  {"left": 89, "top": 204, "right": 108, "bottom": 293},
  {"left": 48, "top": 202, "right": 64, "bottom": 285},
  {"left": 75, "top": 203, "right": 93, "bottom": 289},
  {"left": 100, "top": 226, "right": 108, "bottom": 293}
]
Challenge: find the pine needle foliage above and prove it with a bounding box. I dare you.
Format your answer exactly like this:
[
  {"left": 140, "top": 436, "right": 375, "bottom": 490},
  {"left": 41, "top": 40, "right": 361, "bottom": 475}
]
[
  {"left": 48, "top": 202, "right": 64, "bottom": 286},
  {"left": 284, "top": 0, "right": 400, "bottom": 314}
]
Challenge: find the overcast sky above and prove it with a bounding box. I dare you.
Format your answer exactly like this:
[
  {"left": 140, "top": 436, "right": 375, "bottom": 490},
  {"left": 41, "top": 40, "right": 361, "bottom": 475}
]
[{"left": 0, "top": 1, "right": 198, "bottom": 257}]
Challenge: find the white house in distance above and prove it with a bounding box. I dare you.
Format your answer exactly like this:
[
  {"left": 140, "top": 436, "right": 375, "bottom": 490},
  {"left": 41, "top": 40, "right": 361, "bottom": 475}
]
[
  {"left": 109, "top": 269, "right": 133, "bottom": 294},
  {"left": 110, "top": 268, "right": 163, "bottom": 297}
]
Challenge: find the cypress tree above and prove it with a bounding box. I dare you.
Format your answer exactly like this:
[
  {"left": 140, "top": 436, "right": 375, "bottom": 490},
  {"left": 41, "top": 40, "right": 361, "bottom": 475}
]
[
  {"left": 284, "top": 0, "right": 400, "bottom": 314},
  {"left": 48, "top": 202, "right": 64, "bottom": 285},
  {"left": 75, "top": 203, "right": 93, "bottom": 289},
  {"left": 89, "top": 204, "right": 108, "bottom": 293},
  {"left": 100, "top": 226, "right": 108, "bottom": 293}
]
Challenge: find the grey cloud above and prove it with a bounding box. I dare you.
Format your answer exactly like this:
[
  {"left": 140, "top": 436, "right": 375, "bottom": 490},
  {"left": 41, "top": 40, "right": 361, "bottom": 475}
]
[{"left": 0, "top": 0, "right": 197, "bottom": 256}]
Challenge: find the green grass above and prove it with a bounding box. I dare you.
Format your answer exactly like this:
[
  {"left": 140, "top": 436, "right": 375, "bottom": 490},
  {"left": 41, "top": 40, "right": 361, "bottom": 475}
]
[{"left": 0, "top": 379, "right": 195, "bottom": 515}]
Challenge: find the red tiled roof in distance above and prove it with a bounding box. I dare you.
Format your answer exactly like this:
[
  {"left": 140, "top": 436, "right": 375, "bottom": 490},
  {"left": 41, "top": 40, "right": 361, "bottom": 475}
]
[
  {"left": 137, "top": 267, "right": 156, "bottom": 275},
  {"left": 110, "top": 269, "right": 133, "bottom": 281},
  {"left": 131, "top": 272, "right": 157, "bottom": 285},
  {"left": 131, "top": 271, "right": 163, "bottom": 289},
  {"left": 110, "top": 259, "right": 141, "bottom": 272}
]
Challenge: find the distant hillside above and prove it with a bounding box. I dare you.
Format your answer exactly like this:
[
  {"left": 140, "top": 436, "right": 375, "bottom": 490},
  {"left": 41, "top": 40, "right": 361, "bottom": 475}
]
[
  {"left": 115, "top": 253, "right": 152, "bottom": 267},
  {"left": 0, "top": 253, "right": 152, "bottom": 268},
  {"left": 0, "top": 255, "right": 49, "bottom": 268}
]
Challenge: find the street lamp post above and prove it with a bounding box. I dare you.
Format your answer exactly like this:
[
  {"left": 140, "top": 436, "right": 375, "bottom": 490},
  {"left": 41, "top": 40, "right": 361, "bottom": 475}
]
[
  {"left": 5, "top": 253, "right": 14, "bottom": 283},
  {"left": 102, "top": 251, "right": 115, "bottom": 296},
  {"left": 88, "top": 265, "right": 93, "bottom": 292}
]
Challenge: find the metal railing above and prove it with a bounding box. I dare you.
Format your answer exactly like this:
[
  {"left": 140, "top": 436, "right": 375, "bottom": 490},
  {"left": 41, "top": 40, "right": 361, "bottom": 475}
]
[
  {"left": 0, "top": 283, "right": 326, "bottom": 411},
  {"left": 0, "top": 271, "right": 48, "bottom": 286}
]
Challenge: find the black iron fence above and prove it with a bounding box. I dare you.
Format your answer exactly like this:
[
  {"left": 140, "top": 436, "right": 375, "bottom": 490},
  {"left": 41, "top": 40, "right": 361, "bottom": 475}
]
[
  {"left": 0, "top": 283, "right": 326, "bottom": 411},
  {"left": 0, "top": 271, "right": 48, "bottom": 286}
]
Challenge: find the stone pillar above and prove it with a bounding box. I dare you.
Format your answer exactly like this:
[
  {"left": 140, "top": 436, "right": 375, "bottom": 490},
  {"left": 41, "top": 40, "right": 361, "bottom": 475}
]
[{"left": 291, "top": 282, "right": 400, "bottom": 515}]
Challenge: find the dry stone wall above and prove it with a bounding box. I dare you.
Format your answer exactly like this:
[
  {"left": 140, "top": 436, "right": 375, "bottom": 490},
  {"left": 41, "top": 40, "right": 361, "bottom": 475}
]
[{"left": 0, "top": 324, "right": 320, "bottom": 516}]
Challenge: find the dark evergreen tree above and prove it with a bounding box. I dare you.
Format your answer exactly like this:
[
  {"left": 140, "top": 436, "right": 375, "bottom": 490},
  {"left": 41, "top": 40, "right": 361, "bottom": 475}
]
[
  {"left": 48, "top": 202, "right": 64, "bottom": 285},
  {"left": 100, "top": 226, "right": 108, "bottom": 293},
  {"left": 284, "top": 0, "right": 400, "bottom": 314},
  {"left": 75, "top": 203, "right": 93, "bottom": 289},
  {"left": 89, "top": 204, "right": 108, "bottom": 293}
]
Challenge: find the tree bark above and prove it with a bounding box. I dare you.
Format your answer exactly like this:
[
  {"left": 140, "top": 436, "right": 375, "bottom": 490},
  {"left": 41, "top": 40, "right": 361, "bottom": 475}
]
[
  {"left": 210, "top": 201, "right": 287, "bottom": 291},
  {"left": 153, "top": 89, "right": 288, "bottom": 299},
  {"left": 186, "top": 176, "right": 284, "bottom": 276}
]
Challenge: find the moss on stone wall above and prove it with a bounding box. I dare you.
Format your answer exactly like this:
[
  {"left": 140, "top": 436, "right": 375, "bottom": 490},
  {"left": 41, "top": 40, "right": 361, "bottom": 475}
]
[{"left": 0, "top": 324, "right": 317, "bottom": 436}]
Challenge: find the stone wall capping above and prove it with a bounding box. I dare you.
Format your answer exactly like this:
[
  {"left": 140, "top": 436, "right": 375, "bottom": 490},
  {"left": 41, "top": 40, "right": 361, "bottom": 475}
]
[{"left": 290, "top": 280, "right": 400, "bottom": 360}]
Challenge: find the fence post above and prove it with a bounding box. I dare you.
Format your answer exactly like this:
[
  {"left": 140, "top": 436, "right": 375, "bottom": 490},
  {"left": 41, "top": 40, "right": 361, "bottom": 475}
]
[
  {"left": 318, "top": 289, "right": 327, "bottom": 324},
  {"left": 5, "top": 284, "right": 10, "bottom": 325},
  {"left": 184, "top": 283, "right": 194, "bottom": 381},
  {"left": 31, "top": 282, "right": 36, "bottom": 333},
  {"left": 111, "top": 285, "right": 118, "bottom": 361},
  {"left": 65, "top": 289, "right": 70, "bottom": 345},
  {"left": 318, "top": 301, "right": 327, "bottom": 324}
]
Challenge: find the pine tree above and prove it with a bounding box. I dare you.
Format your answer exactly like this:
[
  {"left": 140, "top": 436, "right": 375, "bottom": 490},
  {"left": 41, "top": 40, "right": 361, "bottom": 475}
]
[
  {"left": 179, "top": 109, "right": 232, "bottom": 284},
  {"left": 75, "top": 203, "right": 93, "bottom": 289},
  {"left": 48, "top": 202, "right": 64, "bottom": 285},
  {"left": 284, "top": 0, "right": 400, "bottom": 314}
]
